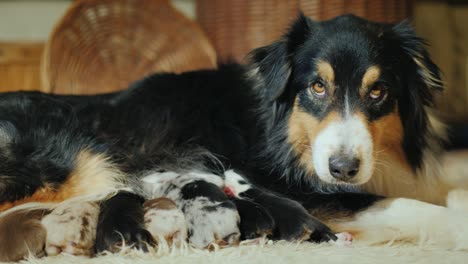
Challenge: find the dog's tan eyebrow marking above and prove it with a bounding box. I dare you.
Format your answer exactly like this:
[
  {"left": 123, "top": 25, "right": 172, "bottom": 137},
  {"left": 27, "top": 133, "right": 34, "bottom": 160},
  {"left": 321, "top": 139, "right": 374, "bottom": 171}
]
[
  {"left": 361, "top": 66, "right": 381, "bottom": 96},
  {"left": 315, "top": 60, "right": 335, "bottom": 93},
  {"left": 316, "top": 61, "right": 334, "bottom": 83}
]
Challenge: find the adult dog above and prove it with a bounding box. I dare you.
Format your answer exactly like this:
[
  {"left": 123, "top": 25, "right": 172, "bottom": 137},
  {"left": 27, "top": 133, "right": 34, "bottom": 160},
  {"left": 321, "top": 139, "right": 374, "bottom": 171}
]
[{"left": 1, "top": 14, "right": 468, "bottom": 261}]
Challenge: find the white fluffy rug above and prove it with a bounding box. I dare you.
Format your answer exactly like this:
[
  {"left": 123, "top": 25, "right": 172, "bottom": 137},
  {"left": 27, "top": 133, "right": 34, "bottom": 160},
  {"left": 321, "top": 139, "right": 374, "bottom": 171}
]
[{"left": 15, "top": 239, "right": 468, "bottom": 264}]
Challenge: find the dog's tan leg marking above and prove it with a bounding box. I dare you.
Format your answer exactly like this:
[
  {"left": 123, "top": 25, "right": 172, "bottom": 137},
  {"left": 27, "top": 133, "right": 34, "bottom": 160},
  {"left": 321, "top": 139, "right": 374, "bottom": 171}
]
[
  {"left": 0, "top": 209, "right": 47, "bottom": 262},
  {"left": 42, "top": 201, "right": 99, "bottom": 256},
  {"left": 0, "top": 150, "right": 124, "bottom": 212},
  {"left": 327, "top": 198, "right": 468, "bottom": 249},
  {"left": 144, "top": 197, "right": 187, "bottom": 247}
]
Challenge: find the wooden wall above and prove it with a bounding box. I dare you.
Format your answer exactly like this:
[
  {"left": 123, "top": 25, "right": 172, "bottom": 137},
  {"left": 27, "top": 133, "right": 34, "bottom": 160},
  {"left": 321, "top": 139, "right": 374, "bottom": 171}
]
[
  {"left": 0, "top": 43, "right": 45, "bottom": 92},
  {"left": 197, "top": 0, "right": 411, "bottom": 63},
  {"left": 414, "top": 1, "right": 468, "bottom": 122}
]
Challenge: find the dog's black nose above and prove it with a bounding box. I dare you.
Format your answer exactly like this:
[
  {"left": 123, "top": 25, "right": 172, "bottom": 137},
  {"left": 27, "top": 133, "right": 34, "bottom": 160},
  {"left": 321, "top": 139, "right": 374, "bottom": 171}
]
[{"left": 328, "top": 155, "right": 360, "bottom": 181}]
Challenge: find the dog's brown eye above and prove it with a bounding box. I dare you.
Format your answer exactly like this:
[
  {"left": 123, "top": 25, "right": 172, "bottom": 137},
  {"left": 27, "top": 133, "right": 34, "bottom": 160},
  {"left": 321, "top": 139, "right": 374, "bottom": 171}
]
[
  {"left": 369, "top": 85, "right": 383, "bottom": 99},
  {"left": 310, "top": 81, "right": 326, "bottom": 97}
]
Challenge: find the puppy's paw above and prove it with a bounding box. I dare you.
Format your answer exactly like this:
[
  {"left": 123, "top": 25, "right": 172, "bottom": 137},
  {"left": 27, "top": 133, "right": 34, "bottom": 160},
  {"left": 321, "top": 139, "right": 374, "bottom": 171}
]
[
  {"left": 184, "top": 197, "right": 240, "bottom": 248},
  {"left": 144, "top": 197, "right": 187, "bottom": 247},
  {"left": 232, "top": 198, "right": 275, "bottom": 240},
  {"left": 42, "top": 201, "right": 99, "bottom": 256}
]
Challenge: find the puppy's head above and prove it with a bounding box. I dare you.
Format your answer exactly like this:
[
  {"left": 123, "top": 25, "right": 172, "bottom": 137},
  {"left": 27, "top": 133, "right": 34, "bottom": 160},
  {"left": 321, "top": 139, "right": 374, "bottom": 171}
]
[{"left": 249, "top": 14, "right": 442, "bottom": 185}]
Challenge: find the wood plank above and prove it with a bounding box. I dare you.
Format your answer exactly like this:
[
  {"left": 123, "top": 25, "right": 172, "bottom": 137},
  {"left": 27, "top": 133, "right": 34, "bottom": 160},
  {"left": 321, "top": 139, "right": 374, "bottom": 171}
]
[{"left": 0, "top": 42, "right": 45, "bottom": 92}]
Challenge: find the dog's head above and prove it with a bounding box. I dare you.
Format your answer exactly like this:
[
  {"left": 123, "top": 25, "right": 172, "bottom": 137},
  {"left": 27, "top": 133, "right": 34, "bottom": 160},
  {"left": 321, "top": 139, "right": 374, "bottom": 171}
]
[{"left": 249, "top": 14, "right": 443, "bottom": 185}]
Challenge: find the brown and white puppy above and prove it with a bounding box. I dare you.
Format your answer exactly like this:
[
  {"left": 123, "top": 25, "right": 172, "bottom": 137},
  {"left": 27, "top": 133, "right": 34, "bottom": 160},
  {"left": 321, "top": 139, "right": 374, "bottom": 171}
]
[
  {"left": 144, "top": 197, "right": 187, "bottom": 247},
  {"left": 41, "top": 201, "right": 100, "bottom": 256}
]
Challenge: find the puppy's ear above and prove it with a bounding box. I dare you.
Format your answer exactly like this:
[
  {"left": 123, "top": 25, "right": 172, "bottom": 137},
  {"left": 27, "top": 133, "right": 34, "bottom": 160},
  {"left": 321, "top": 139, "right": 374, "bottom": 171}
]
[
  {"left": 248, "top": 14, "right": 315, "bottom": 101},
  {"left": 393, "top": 21, "right": 443, "bottom": 168}
]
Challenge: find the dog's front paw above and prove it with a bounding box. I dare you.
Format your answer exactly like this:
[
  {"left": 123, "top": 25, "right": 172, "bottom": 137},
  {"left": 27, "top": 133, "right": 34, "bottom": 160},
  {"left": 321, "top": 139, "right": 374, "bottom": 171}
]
[
  {"left": 224, "top": 170, "right": 335, "bottom": 242},
  {"left": 42, "top": 201, "right": 99, "bottom": 256},
  {"left": 272, "top": 199, "right": 335, "bottom": 242},
  {"left": 144, "top": 197, "right": 187, "bottom": 247},
  {"left": 244, "top": 190, "right": 336, "bottom": 242},
  {"left": 232, "top": 198, "right": 275, "bottom": 240}
]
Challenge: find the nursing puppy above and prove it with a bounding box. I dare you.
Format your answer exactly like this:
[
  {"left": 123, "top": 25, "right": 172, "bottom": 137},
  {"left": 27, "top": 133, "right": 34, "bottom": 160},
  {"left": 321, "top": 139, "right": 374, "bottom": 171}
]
[{"left": 1, "top": 14, "right": 468, "bottom": 261}]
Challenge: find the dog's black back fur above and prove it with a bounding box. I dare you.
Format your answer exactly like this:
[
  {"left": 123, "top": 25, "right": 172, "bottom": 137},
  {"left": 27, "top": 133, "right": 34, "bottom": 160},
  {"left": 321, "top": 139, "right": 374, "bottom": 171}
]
[{"left": 0, "top": 93, "right": 105, "bottom": 202}]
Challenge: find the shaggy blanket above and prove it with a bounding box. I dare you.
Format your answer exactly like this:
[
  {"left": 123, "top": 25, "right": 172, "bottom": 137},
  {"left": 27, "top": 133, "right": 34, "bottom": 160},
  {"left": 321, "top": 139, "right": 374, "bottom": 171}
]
[{"left": 14, "top": 239, "right": 468, "bottom": 264}]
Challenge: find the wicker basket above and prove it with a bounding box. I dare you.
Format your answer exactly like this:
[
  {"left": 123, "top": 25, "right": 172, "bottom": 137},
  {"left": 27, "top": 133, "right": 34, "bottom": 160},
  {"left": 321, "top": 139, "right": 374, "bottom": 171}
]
[
  {"left": 42, "top": 0, "right": 217, "bottom": 94},
  {"left": 197, "top": 0, "right": 412, "bottom": 62}
]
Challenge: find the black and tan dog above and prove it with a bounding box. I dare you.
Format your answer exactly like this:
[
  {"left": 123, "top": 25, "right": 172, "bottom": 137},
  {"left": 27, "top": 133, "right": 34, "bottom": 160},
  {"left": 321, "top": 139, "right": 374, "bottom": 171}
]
[{"left": 1, "top": 14, "right": 468, "bottom": 261}]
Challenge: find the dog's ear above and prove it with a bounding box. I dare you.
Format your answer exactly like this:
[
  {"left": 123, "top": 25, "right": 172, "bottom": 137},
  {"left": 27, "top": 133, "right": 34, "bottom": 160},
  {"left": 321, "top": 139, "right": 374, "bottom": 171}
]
[
  {"left": 247, "top": 14, "right": 315, "bottom": 101},
  {"left": 392, "top": 21, "right": 443, "bottom": 168},
  {"left": 393, "top": 21, "right": 443, "bottom": 94}
]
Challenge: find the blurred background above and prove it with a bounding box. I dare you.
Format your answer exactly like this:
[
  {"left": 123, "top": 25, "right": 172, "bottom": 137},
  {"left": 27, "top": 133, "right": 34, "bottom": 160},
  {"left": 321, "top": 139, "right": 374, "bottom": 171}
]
[{"left": 0, "top": 0, "right": 466, "bottom": 123}]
